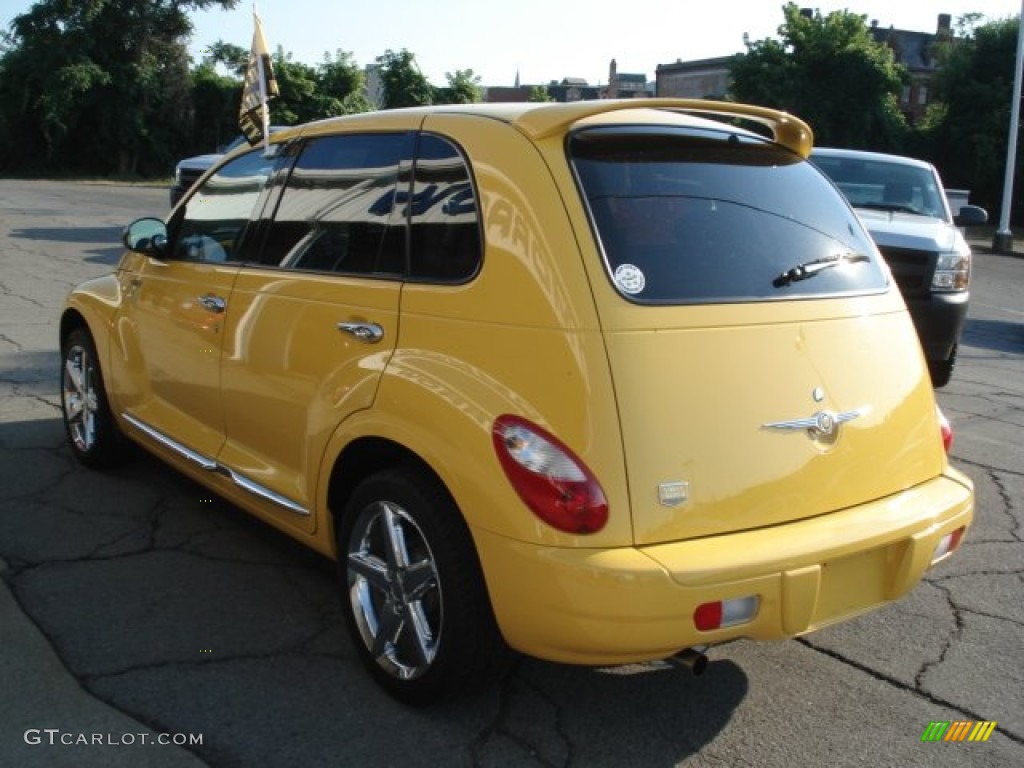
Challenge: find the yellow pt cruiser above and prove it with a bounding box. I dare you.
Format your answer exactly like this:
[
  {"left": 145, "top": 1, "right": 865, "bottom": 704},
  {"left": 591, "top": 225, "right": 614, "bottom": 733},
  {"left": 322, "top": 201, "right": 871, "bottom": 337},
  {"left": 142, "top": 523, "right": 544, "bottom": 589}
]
[{"left": 60, "top": 100, "right": 973, "bottom": 705}]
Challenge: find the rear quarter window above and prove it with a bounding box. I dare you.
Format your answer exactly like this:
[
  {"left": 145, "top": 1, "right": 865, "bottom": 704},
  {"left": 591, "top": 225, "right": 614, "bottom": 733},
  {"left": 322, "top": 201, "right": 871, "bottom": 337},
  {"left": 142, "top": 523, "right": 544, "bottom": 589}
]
[{"left": 570, "top": 127, "right": 888, "bottom": 304}]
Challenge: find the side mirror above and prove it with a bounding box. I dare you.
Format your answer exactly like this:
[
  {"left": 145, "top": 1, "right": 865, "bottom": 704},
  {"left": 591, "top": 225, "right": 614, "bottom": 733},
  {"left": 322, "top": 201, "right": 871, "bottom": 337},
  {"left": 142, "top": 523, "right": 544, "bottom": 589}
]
[
  {"left": 123, "top": 217, "right": 169, "bottom": 255},
  {"left": 953, "top": 204, "right": 988, "bottom": 228}
]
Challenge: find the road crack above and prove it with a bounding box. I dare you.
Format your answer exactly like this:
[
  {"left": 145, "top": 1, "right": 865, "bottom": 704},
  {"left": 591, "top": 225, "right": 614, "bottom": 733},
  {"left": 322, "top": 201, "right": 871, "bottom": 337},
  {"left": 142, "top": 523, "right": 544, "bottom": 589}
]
[{"left": 798, "top": 636, "right": 1024, "bottom": 746}]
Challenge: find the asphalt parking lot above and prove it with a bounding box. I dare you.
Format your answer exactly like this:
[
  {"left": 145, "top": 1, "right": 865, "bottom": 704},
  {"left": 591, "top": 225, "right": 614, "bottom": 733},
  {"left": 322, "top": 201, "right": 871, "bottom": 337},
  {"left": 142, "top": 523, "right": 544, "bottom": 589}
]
[{"left": 1, "top": 179, "right": 1022, "bottom": 767}]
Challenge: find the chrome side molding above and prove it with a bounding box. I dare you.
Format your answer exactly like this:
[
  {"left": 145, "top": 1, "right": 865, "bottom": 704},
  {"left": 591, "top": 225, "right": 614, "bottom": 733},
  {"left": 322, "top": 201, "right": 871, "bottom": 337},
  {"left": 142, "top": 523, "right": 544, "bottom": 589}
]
[
  {"left": 121, "top": 413, "right": 310, "bottom": 516},
  {"left": 123, "top": 412, "right": 218, "bottom": 470},
  {"left": 223, "top": 468, "right": 309, "bottom": 516}
]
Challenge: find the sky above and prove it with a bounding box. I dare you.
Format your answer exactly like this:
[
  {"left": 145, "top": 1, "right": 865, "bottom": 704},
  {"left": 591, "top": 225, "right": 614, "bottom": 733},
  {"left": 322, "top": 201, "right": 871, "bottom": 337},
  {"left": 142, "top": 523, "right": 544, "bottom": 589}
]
[{"left": 1, "top": 1, "right": 1021, "bottom": 86}]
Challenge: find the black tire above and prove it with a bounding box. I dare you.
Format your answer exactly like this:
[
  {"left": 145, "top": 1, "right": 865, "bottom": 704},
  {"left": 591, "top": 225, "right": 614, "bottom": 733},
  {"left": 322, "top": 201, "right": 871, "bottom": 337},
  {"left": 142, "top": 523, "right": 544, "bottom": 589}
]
[
  {"left": 60, "top": 327, "right": 126, "bottom": 468},
  {"left": 928, "top": 343, "right": 957, "bottom": 388},
  {"left": 337, "top": 467, "right": 508, "bottom": 706}
]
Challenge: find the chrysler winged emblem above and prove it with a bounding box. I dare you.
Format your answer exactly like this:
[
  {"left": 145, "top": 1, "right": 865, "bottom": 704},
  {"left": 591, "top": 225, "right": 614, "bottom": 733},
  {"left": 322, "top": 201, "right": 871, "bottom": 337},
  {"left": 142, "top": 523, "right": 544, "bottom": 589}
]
[
  {"left": 762, "top": 389, "right": 868, "bottom": 439},
  {"left": 762, "top": 409, "right": 864, "bottom": 437}
]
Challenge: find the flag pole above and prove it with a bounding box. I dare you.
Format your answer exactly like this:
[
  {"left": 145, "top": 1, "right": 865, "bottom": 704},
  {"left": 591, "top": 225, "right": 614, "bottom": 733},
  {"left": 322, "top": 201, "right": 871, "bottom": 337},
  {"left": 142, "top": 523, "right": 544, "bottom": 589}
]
[{"left": 254, "top": 2, "right": 269, "bottom": 152}]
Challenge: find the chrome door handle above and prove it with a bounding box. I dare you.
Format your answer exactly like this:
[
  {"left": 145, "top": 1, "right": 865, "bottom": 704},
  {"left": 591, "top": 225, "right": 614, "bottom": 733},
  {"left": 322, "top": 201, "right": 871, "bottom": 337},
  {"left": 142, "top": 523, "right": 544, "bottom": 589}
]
[
  {"left": 337, "top": 322, "right": 384, "bottom": 343},
  {"left": 198, "top": 294, "right": 226, "bottom": 313}
]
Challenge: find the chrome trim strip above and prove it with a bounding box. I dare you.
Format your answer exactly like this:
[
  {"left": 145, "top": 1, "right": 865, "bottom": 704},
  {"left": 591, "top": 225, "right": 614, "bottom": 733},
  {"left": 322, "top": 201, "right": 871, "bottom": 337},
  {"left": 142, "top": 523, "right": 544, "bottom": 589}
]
[
  {"left": 224, "top": 469, "right": 310, "bottom": 516},
  {"left": 121, "top": 413, "right": 310, "bottom": 516},
  {"left": 122, "top": 413, "right": 218, "bottom": 470}
]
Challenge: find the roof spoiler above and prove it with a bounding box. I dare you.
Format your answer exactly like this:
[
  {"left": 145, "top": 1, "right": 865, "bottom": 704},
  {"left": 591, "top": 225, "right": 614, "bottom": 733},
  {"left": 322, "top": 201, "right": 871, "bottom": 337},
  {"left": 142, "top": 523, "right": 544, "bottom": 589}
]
[{"left": 513, "top": 98, "right": 814, "bottom": 158}]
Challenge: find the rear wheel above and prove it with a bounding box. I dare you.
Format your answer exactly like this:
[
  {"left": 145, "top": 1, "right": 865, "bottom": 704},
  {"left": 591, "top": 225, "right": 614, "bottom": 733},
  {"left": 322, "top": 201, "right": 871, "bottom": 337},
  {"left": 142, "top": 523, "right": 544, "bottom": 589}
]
[
  {"left": 60, "top": 328, "right": 125, "bottom": 468},
  {"left": 338, "top": 467, "right": 507, "bottom": 706},
  {"left": 928, "top": 343, "right": 957, "bottom": 388}
]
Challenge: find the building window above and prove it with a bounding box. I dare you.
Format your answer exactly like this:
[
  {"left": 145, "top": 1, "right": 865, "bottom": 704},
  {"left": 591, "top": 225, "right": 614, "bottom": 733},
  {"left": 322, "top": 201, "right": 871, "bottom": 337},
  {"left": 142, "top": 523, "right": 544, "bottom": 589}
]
[
  {"left": 901, "top": 85, "right": 911, "bottom": 104},
  {"left": 918, "top": 85, "right": 928, "bottom": 106}
]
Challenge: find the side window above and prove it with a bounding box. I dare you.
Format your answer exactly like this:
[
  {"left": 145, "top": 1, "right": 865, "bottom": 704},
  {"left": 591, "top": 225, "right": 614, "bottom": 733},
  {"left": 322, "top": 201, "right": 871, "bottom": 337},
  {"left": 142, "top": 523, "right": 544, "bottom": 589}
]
[
  {"left": 408, "top": 135, "right": 481, "bottom": 282},
  {"left": 172, "top": 147, "right": 278, "bottom": 263},
  {"left": 261, "top": 133, "right": 411, "bottom": 275}
]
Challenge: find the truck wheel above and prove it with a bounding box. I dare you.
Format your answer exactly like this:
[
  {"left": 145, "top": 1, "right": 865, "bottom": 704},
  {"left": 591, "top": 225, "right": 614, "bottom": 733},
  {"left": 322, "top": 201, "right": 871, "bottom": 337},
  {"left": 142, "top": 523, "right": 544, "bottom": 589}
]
[{"left": 928, "top": 343, "right": 957, "bottom": 388}]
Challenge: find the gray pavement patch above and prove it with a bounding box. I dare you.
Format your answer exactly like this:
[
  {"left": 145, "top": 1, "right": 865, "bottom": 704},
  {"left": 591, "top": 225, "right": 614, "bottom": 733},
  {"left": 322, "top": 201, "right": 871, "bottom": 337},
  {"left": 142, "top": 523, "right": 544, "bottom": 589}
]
[
  {"left": 13, "top": 552, "right": 339, "bottom": 680},
  {"left": 85, "top": 656, "right": 499, "bottom": 767},
  {"left": 0, "top": 557, "right": 207, "bottom": 767}
]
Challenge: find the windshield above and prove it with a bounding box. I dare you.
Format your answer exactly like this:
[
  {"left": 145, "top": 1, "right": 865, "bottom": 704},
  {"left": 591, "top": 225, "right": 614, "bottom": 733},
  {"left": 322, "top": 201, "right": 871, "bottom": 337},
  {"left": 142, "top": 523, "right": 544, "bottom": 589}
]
[
  {"left": 570, "top": 127, "right": 887, "bottom": 304},
  {"left": 811, "top": 154, "right": 949, "bottom": 219}
]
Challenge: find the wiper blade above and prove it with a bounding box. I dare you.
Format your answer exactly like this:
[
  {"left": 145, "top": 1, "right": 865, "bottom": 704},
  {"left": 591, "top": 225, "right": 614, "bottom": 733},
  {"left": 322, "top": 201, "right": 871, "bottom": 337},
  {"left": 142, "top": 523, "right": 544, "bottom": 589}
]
[
  {"left": 773, "top": 252, "right": 870, "bottom": 287},
  {"left": 858, "top": 202, "right": 921, "bottom": 215}
]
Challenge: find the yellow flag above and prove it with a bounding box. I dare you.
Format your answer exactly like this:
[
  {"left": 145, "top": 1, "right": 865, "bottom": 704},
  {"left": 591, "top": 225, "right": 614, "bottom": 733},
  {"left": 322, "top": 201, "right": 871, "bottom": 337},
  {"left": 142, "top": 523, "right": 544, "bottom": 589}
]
[{"left": 238, "top": 12, "right": 279, "bottom": 146}]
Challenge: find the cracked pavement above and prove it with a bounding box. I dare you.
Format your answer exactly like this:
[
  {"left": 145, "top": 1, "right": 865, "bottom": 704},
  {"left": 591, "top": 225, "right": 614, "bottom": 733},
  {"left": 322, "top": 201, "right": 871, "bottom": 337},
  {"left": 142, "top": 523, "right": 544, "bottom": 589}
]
[{"left": 1, "top": 179, "right": 1021, "bottom": 767}]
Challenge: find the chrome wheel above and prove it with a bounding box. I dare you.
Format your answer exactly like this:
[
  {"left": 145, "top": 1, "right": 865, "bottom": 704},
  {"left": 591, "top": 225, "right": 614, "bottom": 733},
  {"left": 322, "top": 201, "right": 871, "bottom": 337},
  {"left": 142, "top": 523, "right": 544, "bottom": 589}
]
[
  {"left": 339, "top": 469, "right": 508, "bottom": 704},
  {"left": 63, "top": 342, "right": 100, "bottom": 453},
  {"left": 347, "top": 500, "right": 442, "bottom": 681},
  {"left": 60, "top": 328, "right": 125, "bottom": 468}
]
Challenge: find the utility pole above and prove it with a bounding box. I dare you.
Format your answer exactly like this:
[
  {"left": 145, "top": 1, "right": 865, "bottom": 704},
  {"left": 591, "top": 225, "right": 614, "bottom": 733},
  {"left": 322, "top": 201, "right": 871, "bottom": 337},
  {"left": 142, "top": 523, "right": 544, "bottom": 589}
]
[{"left": 993, "top": 1, "right": 1024, "bottom": 253}]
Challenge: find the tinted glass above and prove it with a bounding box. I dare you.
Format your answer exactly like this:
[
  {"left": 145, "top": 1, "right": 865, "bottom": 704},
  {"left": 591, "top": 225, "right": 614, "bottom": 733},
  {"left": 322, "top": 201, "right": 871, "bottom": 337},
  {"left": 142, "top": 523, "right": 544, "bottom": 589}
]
[
  {"left": 571, "top": 127, "right": 887, "bottom": 304},
  {"left": 261, "top": 133, "right": 411, "bottom": 275},
  {"left": 408, "top": 134, "right": 481, "bottom": 282},
  {"left": 173, "top": 147, "right": 278, "bottom": 263},
  {"left": 812, "top": 154, "right": 949, "bottom": 220}
]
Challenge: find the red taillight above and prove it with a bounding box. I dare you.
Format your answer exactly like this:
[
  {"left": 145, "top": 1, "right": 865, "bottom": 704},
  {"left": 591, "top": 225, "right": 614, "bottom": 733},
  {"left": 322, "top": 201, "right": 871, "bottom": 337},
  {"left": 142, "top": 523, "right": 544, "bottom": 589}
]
[
  {"left": 492, "top": 415, "right": 608, "bottom": 534},
  {"left": 694, "top": 602, "right": 723, "bottom": 631},
  {"left": 694, "top": 596, "right": 759, "bottom": 631},
  {"left": 936, "top": 405, "right": 953, "bottom": 454}
]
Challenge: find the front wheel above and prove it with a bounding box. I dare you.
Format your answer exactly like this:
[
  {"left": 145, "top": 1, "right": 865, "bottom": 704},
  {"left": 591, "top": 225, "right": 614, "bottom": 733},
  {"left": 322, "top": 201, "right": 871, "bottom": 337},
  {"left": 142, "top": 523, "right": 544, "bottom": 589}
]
[
  {"left": 338, "top": 467, "right": 508, "bottom": 706},
  {"left": 60, "top": 328, "right": 125, "bottom": 468}
]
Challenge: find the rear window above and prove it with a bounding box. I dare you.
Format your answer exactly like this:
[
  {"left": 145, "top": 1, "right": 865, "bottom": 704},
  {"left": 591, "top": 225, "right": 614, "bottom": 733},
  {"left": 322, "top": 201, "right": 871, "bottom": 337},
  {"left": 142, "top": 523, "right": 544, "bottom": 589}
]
[{"left": 570, "top": 127, "right": 887, "bottom": 304}]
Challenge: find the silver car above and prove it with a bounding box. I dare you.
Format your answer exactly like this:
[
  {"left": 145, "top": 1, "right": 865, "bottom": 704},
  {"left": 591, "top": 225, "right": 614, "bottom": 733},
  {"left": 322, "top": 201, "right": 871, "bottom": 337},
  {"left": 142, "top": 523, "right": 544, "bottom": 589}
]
[{"left": 811, "top": 147, "right": 987, "bottom": 387}]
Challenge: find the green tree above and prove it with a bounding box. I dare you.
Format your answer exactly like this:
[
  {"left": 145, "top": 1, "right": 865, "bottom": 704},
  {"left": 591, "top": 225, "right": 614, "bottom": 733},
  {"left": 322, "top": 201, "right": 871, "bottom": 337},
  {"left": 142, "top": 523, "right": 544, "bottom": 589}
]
[
  {"left": 729, "top": 3, "right": 907, "bottom": 149},
  {"left": 376, "top": 49, "right": 433, "bottom": 109},
  {"left": 527, "top": 85, "right": 555, "bottom": 102},
  {"left": 315, "top": 50, "right": 373, "bottom": 115},
  {"left": 189, "top": 60, "right": 242, "bottom": 153},
  {"left": 268, "top": 47, "right": 319, "bottom": 124},
  {"left": 265, "top": 47, "right": 372, "bottom": 124},
  {"left": 920, "top": 16, "right": 1020, "bottom": 215},
  {"left": 434, "top": 69, "right": 483, "bottom": 104},
  {"left": 0, "top": 0, "right": 238, "bottom": 175},
  {"left": 204, "top": 40, "right": 248, "bottom": 77}
]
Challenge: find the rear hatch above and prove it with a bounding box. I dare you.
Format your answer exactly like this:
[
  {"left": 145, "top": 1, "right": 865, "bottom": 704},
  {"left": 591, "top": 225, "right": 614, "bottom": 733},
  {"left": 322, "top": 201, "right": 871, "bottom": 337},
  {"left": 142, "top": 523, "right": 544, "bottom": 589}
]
[{"left": 569, "top": 125, "right": 947, "bottom": 545}]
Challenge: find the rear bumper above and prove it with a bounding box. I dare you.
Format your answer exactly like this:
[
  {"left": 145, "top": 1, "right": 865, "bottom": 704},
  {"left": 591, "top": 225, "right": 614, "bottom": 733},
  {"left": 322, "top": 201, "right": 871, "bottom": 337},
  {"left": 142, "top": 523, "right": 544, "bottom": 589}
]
[
  {"left": 475, "top": 471, "right": 973, "bottom": 665},
  {"left": 905, "top": 291, "right": 968, "bottom": 361}
]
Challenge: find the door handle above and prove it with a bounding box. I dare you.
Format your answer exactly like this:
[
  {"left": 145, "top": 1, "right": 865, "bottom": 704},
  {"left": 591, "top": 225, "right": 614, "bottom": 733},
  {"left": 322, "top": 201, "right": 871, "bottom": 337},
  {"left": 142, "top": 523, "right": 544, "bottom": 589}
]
[
  {"left": 198, "top": 294, "right": 226, "bottom": 313},
  {"left": 337, "top": 322, "right": 384, "bottom": 344}
]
